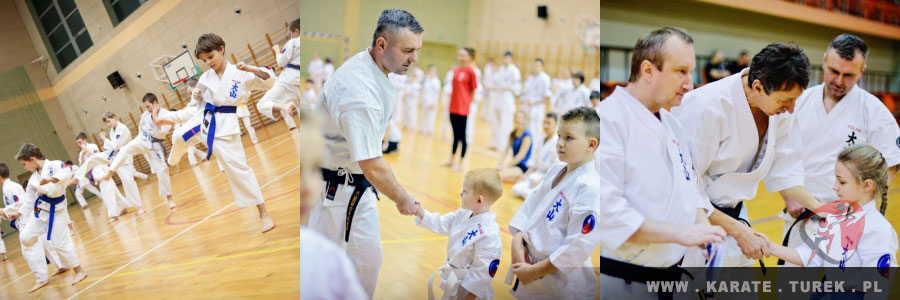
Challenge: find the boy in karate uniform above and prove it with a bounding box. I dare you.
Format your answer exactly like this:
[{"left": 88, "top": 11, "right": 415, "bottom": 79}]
[
  {"left": 193, "top": 33, "right": 276, "bottom": 233},
  {"left": 415, "top": 168, "right": 503, "bottom": 300},
  {"left": 490, "top": 52, "right": 521, "bottom": 152},
  {"left": 302, "top": 79, "right": 317, "bottom": 110},
  {"left": 100, "top": 112, "right": 144, "bottom": 215},
  {"left": 511, "top": 112, "right": 561, "bottom": 199},
  {"left": 1, "top": 163, "right": 60, "bottom": 291},
  {"left": 507, "top": 107, "right": 603, "bottom": 299},
  {"left": 68, "top": 160, "right": 98, "bottom": 209},
  {"left": 7, "top": 144, "right": 86, "bottom": 291},
  {"left": 98, "top": 93, "right": 177, "bottom": 209},
  {"left": 257, "top": 18, "right": 301, "bottom": 131},
  {"left": 74, "top": 133, "right": 123, "bottom": 223},
  {"left": 519, "top": 58, "right": 552, "bottom": 144}
]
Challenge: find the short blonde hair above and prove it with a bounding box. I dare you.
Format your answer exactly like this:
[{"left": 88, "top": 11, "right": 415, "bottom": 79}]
[{"left": 465, "top": 168, "right": 503, "bottom": 202}]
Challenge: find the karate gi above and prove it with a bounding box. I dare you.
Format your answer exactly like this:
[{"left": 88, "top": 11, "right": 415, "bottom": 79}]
[
  {"left": 511, "top": 135, "right": 561, "bottom": 199},
  {"left": 257, "top": 37, "right": 301, "bottom": 130},
  {"left": 308, "top": 49, "right": 397, "bottom": 297},
  {"left": 508, "top": 163, "right": 602, "bottom": 299},
  {"left": 416, "top": 209, "right": 502, "bottom": 300}
]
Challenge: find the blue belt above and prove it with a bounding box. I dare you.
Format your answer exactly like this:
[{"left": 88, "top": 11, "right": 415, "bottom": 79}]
[
  {"left": 182, "top": 125, "right": 201, "bottom": 142},
  {"left": 285, "top": 64, "right": 301, "bottom": 71},
  {"left": 203, "top": 103, "right": 237, "bottom": 160},
  {"left": 36, "top": 194, "right": 65, "bottom": 240}
]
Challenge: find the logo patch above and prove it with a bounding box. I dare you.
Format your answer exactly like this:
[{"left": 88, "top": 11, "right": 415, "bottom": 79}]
[
  {"left": 878, "top": 254, "right": 891, "bottom": 278},
  {"left": 546, "top": 197, "right": 563, "bottom": 222},
  {"left": 13, "top": 195, "right": 18, "bottom": 202},
  {"left": 895, "top": 137, "right": 900, "bottom": 149},
  {"left": 582, "top": 215, "right": 596, "bottom": 234},
  {"left": 280, "top": 48, "right": 286, "bottom": 54},
  {"left": 846, "top": 132, "right": 858, "bottom": 146},
  {"left": 229, "top": 80, "right": 241, "bottom": 99},
  {"left": 489, "top": 259, "right": 500, "bottom": 278},
  {"left": 461, "top": 229, "right": 479, "bottom": 246}
]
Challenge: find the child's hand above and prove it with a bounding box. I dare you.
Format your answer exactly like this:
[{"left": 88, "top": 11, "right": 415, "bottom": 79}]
[
  {"left": 415, "top": 202, "right": 425, "bottom": 219},
  {"left": 40, "top": 177, "right": 58, "bottom": 185},
  {"left": 235, "top": 62, "right": 251, "bottom": 72},
  {"left": 272, "top": 44, "right": 280, "bottom": 52},
  {"left": 99, "top": 131, "right": 106, "bottom": 140},
  {"left": 511, "top": 263, "right": 542, "bottom": 285}
]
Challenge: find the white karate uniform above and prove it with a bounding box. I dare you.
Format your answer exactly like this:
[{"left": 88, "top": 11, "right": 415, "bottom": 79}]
[
  {"left": 236, "top": 102, "right": 258, "bottom": 144},
  {"left": 508, "top": 163, "right": 602, "bottom": 300},
  {"left": 300, "top": 227, "right": 369, "bottom": 300},
  {"left": 784, "top": 84, "right": 900, "bottom": 263},
  {"left": 109, "top": 110, "right": 173, "bottom": 199},
  {"left": 551, "top": 79, "right": 573, "bottom": 114},
  {"left": 480, "top": 63, "right": 496, "bottom": 122},
  {"left": 70, "top": 165, "right": 100, "bottom": 207},
  {"left": 105, "top": 122, "right": 142, "bottom": 209},
  {"left": 403, "top": 76, "right": 421, "bottom": 131},
  {"left": 793, "top": 200, "right": 898, "bottom": 296},
  {"left": 309, "top": 58, "right": 325, "bottom": 90},
  {"left": 420, "top": 75, "right": 442, "bottom": 134},
  {"left": 257, "top": 37, "right": 301, "bottom": 130},
  {"left": 77, "top": 143, "right": 121, "bottom": 218},
  {"left": 3, "top": 179, "right": 54, "bottom": 283},
  {"left": 302, "top": 88, "right": 317, "bottom": 111},
  {"left": 671, "top": 72, "right": 805, "bottom": 267},
  {"left": 595, "top": 87, "right": 710, "bottom": 299},
  {"left": 512, "top": 135, "right": 561, "bottom": 199},
  {"left": 416, "top": 209, "right": 502, "bottom": 300},
  {"left": 308, "top": 49, "right": 397, "bottom": 297},
  {"left": 491, "top": 64, "right": 521, "bottom": 151},
  {"left": 558, "top": 85, "right": 591, "bottom": 115},
  {"left": 520, "top": 72, "right": 552, "bottom": 144},
  {"left": 324, "top": 63, "right": 335, "bottom": 83},
  {"left": 18, "top": 160, "right": 80, "bottom": 280},
  {"left": 197, "top": 62, "right": 274, "bottom": 208}
]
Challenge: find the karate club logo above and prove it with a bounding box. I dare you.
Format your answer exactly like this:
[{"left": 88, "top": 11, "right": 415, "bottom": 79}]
[
  {"left": 582, "top": 214, "right": 596, "bottom": 234},
  {"left": 489, "top": 259, "right": 500, "bottom": 278},
  {"left": 797, "top": 200, "right": 866, "bottom": 267}
]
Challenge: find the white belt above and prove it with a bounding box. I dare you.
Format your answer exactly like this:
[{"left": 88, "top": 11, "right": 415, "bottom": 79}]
[{"left": 428, "top": 262, "right": 468, "bottom": 300}]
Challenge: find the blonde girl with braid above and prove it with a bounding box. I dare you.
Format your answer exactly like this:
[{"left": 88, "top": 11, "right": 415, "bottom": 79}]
[{"left": 760, "top": 144, "right": 898, "bottom": 273}]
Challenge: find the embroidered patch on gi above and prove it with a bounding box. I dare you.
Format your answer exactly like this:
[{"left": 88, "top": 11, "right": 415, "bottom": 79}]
[
  {"left": 280, "top": 48, "right": 286, "bottom": 54},
  {"left": 582, "top": 214, "right": 596, "bottom": 234},
  {"left": 13, "top": 195, "right": 18, "bottom": 202},
  {"left": 546, "top": 193, "right": 566, "bottom": 222},
  {"left": 895, "top": 137, "right": 900, "bottom": 149},
  {"left": 878, "top": 254, "right": 891, "bottom": 278},
  {"left": 489, "top": 259, "right": 500, "bottom": 278}
]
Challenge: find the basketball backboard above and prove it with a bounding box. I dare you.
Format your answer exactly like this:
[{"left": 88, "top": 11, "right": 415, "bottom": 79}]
[{"left": 163, "top": 50, "right": 200, "bottom": 90}]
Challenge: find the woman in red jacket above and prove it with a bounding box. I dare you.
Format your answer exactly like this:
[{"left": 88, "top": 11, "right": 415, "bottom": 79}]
[{"left": 443, "top": 47, "right": 478, "bottom": 171}]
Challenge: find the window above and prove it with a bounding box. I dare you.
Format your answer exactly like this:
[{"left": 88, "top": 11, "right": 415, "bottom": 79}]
[
  {"left": 30, "top": 0, "right": 93, "bottom": 70},
  {"left": 104, "top": 0, "right": 147, "bottom": 26}
]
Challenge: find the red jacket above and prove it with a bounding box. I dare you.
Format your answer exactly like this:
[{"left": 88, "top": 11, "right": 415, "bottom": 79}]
[{"left": 449, "top": 66, "right": 478, "bottom": 116}]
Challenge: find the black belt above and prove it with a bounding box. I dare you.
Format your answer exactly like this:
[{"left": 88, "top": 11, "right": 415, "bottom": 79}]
[
  {"left": 321, "top": 168, "right": 379, "bottom": 242},
  {"left": 286, "top": 64, "right": 301, "bottom": 71},
  {"left": 712, "top": 201, "right": 767, "bottom": 274},
  {"left": 599, "top": 256, "right": 693, "bottom": 300},
  {"left": 777, "top": 208, "right": 814, "bottom": 265}
]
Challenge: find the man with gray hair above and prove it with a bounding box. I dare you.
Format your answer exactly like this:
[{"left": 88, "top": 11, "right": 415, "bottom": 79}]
[{"left": 306, "top": 9, "right": 423, "bottom": 297}]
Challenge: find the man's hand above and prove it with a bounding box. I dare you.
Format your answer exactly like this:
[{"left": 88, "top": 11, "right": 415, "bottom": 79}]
[
  {"left": 394, "top": 196, "right": 418, "bottom": 216},
  {"left": 734, "top": 228, "right": 769, "bottom": 260},
  {"left": 674, "top": 224, "right": 726, "bottom": 247}
]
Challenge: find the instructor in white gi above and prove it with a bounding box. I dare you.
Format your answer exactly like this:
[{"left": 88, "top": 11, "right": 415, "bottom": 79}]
[{"left": 307, "top": 9, "right": 422, "bottom": 298}]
